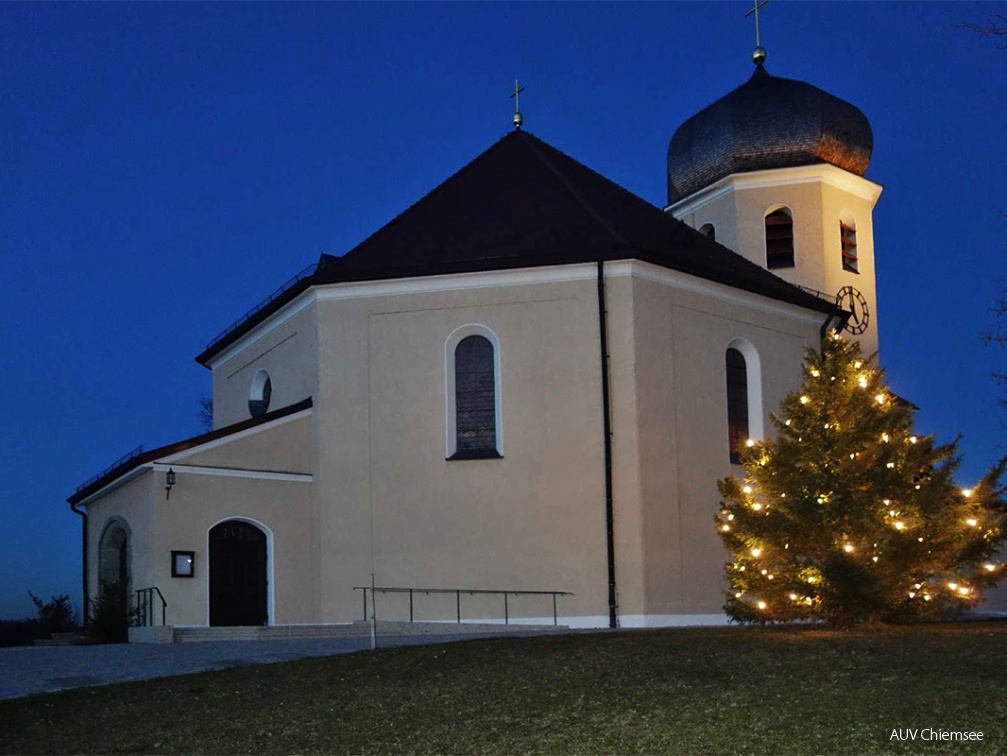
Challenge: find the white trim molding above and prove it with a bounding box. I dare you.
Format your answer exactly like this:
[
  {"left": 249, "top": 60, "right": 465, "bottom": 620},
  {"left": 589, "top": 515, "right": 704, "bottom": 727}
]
[
  {"left": 666, "top": 163, "right": 884, "bottom": 217},
  {"left": 150, "top": 463, "right": 312, "bottom": 483},
  {"left": 444, "top": 323, "right": 503, "bottom": 459},
  {"left": 158, "top": 407, "right": 313, "bottom": 465}
]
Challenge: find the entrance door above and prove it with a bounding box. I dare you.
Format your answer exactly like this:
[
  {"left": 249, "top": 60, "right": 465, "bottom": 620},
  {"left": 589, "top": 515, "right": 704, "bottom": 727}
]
[{"left": 209, "top": 520, "right": 268, "bottom": 626}]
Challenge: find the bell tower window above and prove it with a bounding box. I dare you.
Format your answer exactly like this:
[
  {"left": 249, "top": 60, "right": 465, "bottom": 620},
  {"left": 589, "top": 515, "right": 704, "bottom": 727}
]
[
  {"left": 765, "top": 208, "right": 794, "bottom": 269},
  {"left": 840, "top": 213, "right": 858, "bottom": 273}
]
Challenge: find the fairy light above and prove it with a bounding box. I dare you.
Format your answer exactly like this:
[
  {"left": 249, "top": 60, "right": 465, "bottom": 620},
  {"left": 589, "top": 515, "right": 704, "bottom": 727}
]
[
  {"left": 948, "top": 582, "right": 958, "bottom": 591},
  {"left": 894, "top": 521, "right": 905, "bottom": 531},
  {"left": 958, "top": 586, "right": 970, "bottom": 596},
  {"left": 984, "top": 564, "right": 997, "bottom": 572},
  {"left": 872, "top": 556, "right": 879, "bottom": 563},
  {"left": 962, "top": 488, "right": 973, "bottom": 498},
  {"left": 800, "top": 396, "right": 809, "bottom": 405},
  {"left": 854, "top": 361, "right": 862, "bottom": 369},
  {"left": 886, "top": 462, "right": 895, "bottom": 469},
  {"left": 843, "top": 544, "right": 854, "bottom": 553},
  {"left": 875, "top": 394, "right": 886, "bottom": 405},
  {"left": 908, "top": 591, "right": 916, "bottom": 598},
  {"left": 810, "top": 369, "right": 820, "bottom": 378},
  {"left": 735, "top": 592, "right": 743, "bottom": 598},
  {"left": 757, "top": 601, "right": 767, "bottom": 610},
  {"left": 789, "top": 593, "right": 798, "bottom": 601},
  {"left": 751, "top": 548, "right": 761, "bottom": 557},
  {"left": 785, "top": 419, "right": 792, "bottom": 426},
  {"left": 966, "top": 518, "right": 978, "bottom": 527},
  {"left": 761, "top": 569, "right": 768, "bottom": 575},
  {"left": 721, "top": 524, "right": 731, "bottom": 532},
  {"left": 858, "top": 376, "right": 868, "bottom": 388},
  {"left": 746, "top": 439, "right": 755, "bottom": 447},
  {"left": 910, "top": 436, "right": 918, "bottom": 444},
  {"left": 752, "top": 503, "right": 763, "bottom": 511},
  {"left": 743, "top": 486, "right": 753, "bottom": 494},
  {"left": 881, "top": 433, "right": 889, "bottom": 443}
]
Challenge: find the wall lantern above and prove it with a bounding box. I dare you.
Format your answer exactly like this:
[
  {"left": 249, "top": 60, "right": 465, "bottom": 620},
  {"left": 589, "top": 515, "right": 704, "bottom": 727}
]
[
  {"left": 171, "top": 550, "right": 195, "bottom": 578},
  {"left": 165, "top": 468, "right": 176, "bottom": 499}
]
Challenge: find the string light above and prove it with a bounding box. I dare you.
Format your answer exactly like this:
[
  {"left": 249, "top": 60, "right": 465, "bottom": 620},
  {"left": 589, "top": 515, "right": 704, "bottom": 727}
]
[
  {"left": 886, "top": 462, "right": 895, "bottom": 469},
  {"left": 746, "top": 439, "right": 756, "bottom": 447},
  {"left": 810, "top": 369, "right": 820, "bottom": 378},
  {"left": 966, "top": 518, "right": 978, "bottom": 527},
  {"left": 735, "top": 592, "right": 743, "bottom": 598},
  {"left": 962, "top": 489, "right": 973, "bottom": 498},
  {"left": 843, "top": 544, "right": 854, "bottom": 553},
  {"left": 785, "top": 419, "right": 792, "bottom": 426},
  {"left": 984, "top": 564, "right": 997, "bottom": 572},
  {"left": 908, "top": 591, "right": 916, "bottom": 598},
  {"left": 894, "top": 521, "right": 905, "bottom": 531},
  {"left": 858, "top": 376, "right": 868, "bottom": 388},
  {"left": 721, "top": 524, "right": 731, "bottom": 532},
  {"left": 875, "top": 394, "right": 886, "bottom": 404},
  {"left": 948, "top": 582, "right": 958, "bottom": 590},
  {"left": 958, "top": 586, "right": 970, "bottom": 596},
  {"left": 881, "top": 433, "right": 889, "bottom": 443},
  {"left": 751, "top": 548, "right": 761, "bottom": 557},
  {"left": 757, "top": 601, "right": 767, "bottom": 610},
  {"left": 743, "top": 486, "right": 753, "bottom": 494},
  {"left": 789, "top": 593, "right": 798, "bottom": 601},
  {"left": 800, "top": 396, "right": 809, "bottom": 404},
  {"left": 752, "top": 503, "right": 763, "bottom": 511},
  {"left": 910, "top": 436, "right": 918, "bottom": 444},
  {"left": 854, "top": 361, "right": 862, "bottom": 369}
]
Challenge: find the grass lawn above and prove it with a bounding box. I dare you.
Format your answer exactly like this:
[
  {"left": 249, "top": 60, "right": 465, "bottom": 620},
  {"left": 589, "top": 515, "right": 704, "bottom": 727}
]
[{"left": 1, "top": 622, "right": 1004, "bottom": 754}]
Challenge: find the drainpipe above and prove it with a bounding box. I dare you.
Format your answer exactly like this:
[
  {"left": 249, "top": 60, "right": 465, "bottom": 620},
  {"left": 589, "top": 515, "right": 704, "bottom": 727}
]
[
  {"left": 597, "top": 260, "right": 618, "bottom": 628},
  {"left": 71, "top": 503, "right": 88, "bottom": 629}
]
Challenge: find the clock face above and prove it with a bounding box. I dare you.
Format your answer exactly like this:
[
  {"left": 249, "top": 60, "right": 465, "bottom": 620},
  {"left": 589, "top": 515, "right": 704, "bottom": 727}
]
[{"left": 835, "top": 286, "right": 870, "bottom": 335}]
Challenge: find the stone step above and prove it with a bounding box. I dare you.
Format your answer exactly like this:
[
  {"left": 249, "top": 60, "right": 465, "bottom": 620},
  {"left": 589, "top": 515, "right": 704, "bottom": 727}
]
[{"left": 170, "top": 620, "right": 567, "bottom": 643}]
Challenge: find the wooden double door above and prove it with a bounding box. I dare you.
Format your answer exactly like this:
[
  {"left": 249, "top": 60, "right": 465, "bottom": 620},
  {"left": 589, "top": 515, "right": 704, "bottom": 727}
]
[{"left": 209, "top": 520, "right": 268, "bottom": 627}]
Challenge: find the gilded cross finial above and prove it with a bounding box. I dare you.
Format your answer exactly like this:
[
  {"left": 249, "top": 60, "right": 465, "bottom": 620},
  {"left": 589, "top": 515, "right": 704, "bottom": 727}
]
[
  {"left": 510, "top": 79, "right": 525, "bottom": 129},
  {"left": 745, "top": 0, "right": 769, "bottom": 65}
]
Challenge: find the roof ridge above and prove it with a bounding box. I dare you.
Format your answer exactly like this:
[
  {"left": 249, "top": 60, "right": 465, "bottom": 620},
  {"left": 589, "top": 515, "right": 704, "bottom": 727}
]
[
  {"left": 516, "top": 132, "right": 636, "bottom": 256},
  {"left": 339, "top": 131, "right": 517, "bottom": 261}
]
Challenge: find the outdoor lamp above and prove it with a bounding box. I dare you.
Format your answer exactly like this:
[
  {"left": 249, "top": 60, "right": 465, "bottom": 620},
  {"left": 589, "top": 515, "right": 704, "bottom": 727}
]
[{"left": 165, "top": 468, "right": 176, "bottom": 499}]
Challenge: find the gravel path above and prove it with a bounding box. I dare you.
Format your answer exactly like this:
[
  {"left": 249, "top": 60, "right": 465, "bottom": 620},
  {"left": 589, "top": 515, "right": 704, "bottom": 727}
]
[{"left": 0, "top": 632, "right": 545, "bottom": 700}]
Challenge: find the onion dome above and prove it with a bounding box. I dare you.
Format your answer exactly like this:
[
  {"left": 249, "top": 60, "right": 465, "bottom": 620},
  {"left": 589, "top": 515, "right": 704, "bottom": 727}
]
[{"left": 667, "top": 63, "right": 873, "bottom": 204}]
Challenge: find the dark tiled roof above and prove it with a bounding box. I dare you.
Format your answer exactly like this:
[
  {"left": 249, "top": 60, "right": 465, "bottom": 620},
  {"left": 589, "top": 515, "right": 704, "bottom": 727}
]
[
  {"left": 667, "top": 63, "right": 873, "bottom": 203},
  {"left": 197, "top": 130, "right": 841, "bottom": 365},
  {"left": 67, "top": 398, "right": 313, "bottom": 505}
]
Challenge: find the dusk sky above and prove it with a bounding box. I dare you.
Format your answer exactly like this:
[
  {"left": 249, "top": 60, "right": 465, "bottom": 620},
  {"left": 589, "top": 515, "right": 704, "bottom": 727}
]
[{"left": 2, "top": 2, "right": 1005, "bottom": 619}]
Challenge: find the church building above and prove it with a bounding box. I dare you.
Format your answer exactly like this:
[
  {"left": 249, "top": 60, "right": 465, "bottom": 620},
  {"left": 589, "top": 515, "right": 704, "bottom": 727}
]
[{"left": 69, "top": 51, "right": 892, "bottom": 634}]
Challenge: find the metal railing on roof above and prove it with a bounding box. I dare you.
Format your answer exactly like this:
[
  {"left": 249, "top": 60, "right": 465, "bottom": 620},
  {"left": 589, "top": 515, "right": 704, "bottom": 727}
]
[
  {"left": 354, "top": 586, "right": 573, "bottom": 626},
  {"left": 74, "top": 445, "right": 144, "bottom": 494},
  {"left": 205, "top": 262, "right": 319, "bottom": 350},
  {"left": 795, "top": 284, "right": 838, "bottom": 305}
]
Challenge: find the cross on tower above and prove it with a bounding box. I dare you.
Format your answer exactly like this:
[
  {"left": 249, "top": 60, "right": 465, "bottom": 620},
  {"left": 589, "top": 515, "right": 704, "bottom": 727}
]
[
  {"left": 745, "top": 0, "right": 769, "bottom": 65},
  {"left": 510, "top": 79, "right": 525, "bottom": 130}
]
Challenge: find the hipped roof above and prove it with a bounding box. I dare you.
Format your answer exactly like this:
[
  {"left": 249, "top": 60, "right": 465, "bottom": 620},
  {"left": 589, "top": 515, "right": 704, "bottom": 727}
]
[{"left": 197, "top": 130, "right": 840, "bottom": 366}]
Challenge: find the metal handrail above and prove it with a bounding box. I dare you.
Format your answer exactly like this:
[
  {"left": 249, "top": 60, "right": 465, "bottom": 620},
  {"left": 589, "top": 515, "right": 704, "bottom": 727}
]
[
  {"left": 134, "top": 586, "right": 167, "bottom": 627},
  {"left": 795, "top": 284, "right": 838, "bottom": 304},
  {"left": 353, "top": 586, "right": 572, "bottom": 626}
]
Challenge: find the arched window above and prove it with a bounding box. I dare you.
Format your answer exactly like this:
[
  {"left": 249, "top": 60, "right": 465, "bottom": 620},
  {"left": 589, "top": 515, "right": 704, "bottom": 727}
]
[
  {"left": 248, "top": 369, "right": 272, "bottom": 418},
  {"left": 840, "top": 212, "right": 858, "bottom": 273},
  {"left": 765, "top": 208, "right": 794, "bottom": 269},
  {"left": 725, "top": 348, "right": 749, "bottom": 464},
  {"left": 699, "top": 223, "right": 716, "bottom": 242},
  {"left": 446, "top": 325, "right": 502, "bottom": 460}
]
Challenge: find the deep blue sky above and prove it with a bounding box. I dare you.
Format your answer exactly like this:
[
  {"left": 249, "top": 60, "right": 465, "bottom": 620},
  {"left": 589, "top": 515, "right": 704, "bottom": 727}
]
[{"left": 2, "top": 2, "right": 1004, "bottom": 619}]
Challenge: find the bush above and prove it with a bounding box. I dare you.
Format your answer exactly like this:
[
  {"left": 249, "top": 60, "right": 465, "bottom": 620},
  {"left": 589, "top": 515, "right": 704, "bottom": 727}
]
[
  {"left": 28, "top": 592, "right": 80, "bottom": 638},
  {"left": 88, "top": 582, "right": 130, "bottom": 643}
]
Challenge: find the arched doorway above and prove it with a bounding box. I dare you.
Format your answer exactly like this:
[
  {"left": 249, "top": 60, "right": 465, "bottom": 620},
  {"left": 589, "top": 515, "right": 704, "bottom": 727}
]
[
  {"left": 98, "top": 518, "right": 131, "bottom": 600},
  {"left": 209, "top": 520, "right": 268, "bottom": 626}
]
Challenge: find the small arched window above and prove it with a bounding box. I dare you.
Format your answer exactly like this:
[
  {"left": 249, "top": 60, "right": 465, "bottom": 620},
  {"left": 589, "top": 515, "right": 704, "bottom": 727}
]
[
  {"left": 726, "top": 348, "right": 749, "bottom": 464},
  {"left": 840, "top": 212, "right": 858, "bottom": 273},
  {"left": 699, "top": 223, "right": 716, "bottom": 242},
  {"left": 248, "top": 369, "right": 272, "bottom": 418},
  {"left": 453, "top": 335, "right": 499, "bottom": 458},
  {"left": 765, "top": 208, "right": 794, "bottom": 269}
]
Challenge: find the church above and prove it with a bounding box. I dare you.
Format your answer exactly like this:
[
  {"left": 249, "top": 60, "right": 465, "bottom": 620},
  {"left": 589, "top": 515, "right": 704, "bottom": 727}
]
[{"left": 69, "top": 48, "right": 892, "bottom": 635}]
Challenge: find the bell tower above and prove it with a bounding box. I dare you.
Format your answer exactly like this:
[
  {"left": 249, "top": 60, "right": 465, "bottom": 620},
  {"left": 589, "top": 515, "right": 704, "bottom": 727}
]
[{"left": 664, "top": 58, "right": 883, "bottom": 356}]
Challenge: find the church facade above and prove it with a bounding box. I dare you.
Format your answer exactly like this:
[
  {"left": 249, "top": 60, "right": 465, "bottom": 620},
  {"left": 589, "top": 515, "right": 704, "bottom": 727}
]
[{"left": 70, "top": 60, "right": 899, "bottom": 632}]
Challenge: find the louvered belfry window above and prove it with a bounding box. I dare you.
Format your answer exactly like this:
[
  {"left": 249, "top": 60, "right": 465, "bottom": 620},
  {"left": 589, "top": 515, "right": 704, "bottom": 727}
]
[
  {"left": 765, "top": 209, "right": 795, "bottom": 269},
  {"left": 726, "top": 348, "right": 749, "bottom": 464},
  {"left": 840, "top": 221, "right": 858, "bottom": 273},
  {"left": 455, "top": 335, "right": 496, "bottom": 453}
]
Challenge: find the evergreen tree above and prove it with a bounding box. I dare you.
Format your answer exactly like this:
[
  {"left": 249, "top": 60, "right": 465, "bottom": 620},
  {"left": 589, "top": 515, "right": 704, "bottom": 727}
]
[{"left": 717, "top": 335, "right": 1007, "bottom": 626}]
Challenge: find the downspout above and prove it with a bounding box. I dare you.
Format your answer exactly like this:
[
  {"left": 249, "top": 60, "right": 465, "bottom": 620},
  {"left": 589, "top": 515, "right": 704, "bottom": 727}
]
[
  {"left": 70, "top": 503, "right": 88, "bottom": 629},
  {"left": 597, "top": 260, "right": 618, "bottom": 628}
]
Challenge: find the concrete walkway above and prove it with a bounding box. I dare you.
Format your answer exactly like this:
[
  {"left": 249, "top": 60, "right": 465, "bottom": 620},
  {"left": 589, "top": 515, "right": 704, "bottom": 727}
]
[{"left": 0, "top": 631, "right": 550, "bottom": 700}]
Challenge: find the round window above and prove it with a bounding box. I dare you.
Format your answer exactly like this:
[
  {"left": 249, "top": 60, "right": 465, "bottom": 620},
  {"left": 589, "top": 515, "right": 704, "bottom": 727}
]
[{"left": 248, "top": 370, "right": 272, "bottom": 418}]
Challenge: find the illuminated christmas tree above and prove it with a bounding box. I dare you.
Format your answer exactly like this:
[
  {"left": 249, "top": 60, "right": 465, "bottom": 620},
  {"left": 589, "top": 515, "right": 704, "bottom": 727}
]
[{"left": 717, "top": 334, "right": 1007, "bottom": 626}]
